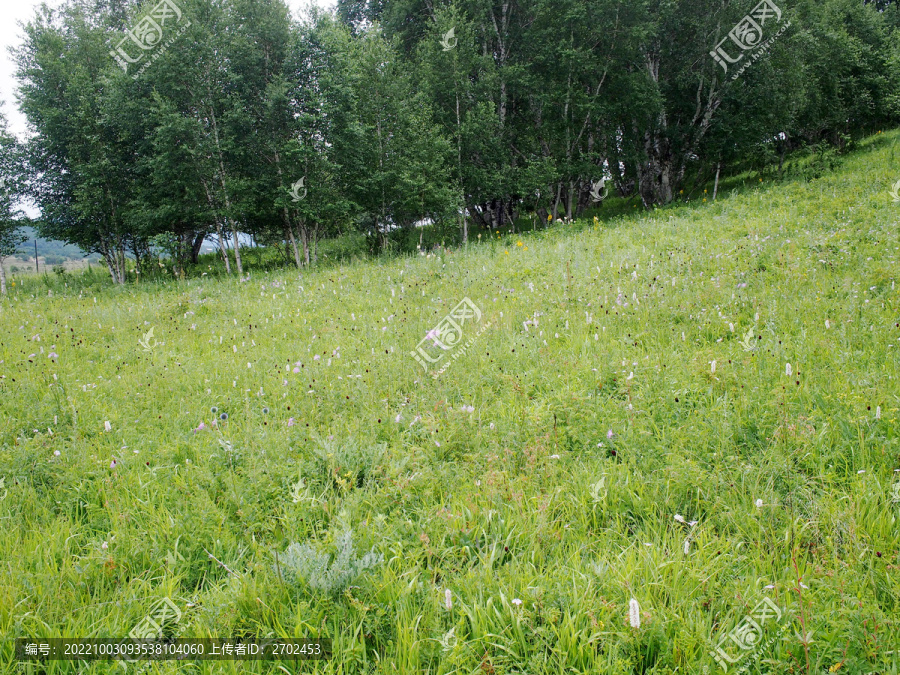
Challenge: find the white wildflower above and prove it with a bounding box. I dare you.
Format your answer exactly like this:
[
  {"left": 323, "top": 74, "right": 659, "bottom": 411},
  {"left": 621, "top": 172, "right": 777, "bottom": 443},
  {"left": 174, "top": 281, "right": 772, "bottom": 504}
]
[{"left": 629, "top": 598, "right": 641, "bottom": 628}]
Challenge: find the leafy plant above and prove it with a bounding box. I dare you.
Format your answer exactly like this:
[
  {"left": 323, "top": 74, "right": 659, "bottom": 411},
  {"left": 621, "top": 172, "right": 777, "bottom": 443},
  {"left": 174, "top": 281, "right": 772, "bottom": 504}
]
[{"left": 278, "top": 530, "right": 382, "bottom": 596}]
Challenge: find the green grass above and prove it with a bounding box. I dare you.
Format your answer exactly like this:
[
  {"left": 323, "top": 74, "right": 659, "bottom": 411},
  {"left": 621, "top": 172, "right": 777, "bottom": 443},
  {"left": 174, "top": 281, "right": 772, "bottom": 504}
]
[{"left": 2, "top": 130, "right": 900, "bottom": 675}]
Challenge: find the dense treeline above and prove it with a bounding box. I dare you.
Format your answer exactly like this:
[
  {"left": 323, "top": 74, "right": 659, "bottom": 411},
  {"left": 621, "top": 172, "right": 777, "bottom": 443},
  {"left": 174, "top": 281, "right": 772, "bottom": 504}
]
[{"left": 0, "top": 0, "right": 898, "bottom": 286}]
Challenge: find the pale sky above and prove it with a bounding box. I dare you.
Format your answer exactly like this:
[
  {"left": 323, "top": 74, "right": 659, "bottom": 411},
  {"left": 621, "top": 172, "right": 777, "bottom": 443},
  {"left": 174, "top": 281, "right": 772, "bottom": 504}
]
[{"left": 0, "top": 0, "right": 337, "bottom": 138}]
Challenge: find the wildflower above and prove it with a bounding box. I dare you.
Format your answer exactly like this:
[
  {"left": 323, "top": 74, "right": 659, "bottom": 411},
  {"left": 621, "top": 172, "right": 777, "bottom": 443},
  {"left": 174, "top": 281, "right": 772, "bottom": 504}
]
[
  {"left": 875, "top": 406, "right": 881, "bottom": 419},
  {"left": 444, "top": 589, "right": 453, "bottom": 610},
  {"left": 825, "top": 319, "right": 831, "bottom": 329},
  {"left": 220, "top": 413, "right": 228, "bottom": 421},
  {"left": 395, "top": 414, "right": 402, "bottom": 423},
  {"left": 607, "top": 429, "right": 615, "bottom": 440},
  {"left": 314, "top": 355, "right": 320, "bottom": 360},
  {"left": 857, "top": 469, "right": 865, "bottom": 474},
  {"left": 516, "top": 241, "right": 523, "bottom": 247},
  {"left": 102, "top": 541, "right": 108, "bottom": 550},
  {"left": 512, "top": 598, "right": 523, "bottom": 607},
  {"left": 48, "top": 352, "right": 58, "bottom": 359},
  {"left": 550, "top": 454, "right": 560, "bottom": 459},
  {"left": 104, "top": 421, "right": 112, "bottom": 432},
  {"left": 262, "top": 407, "right": 269, "bottom": 415},
  {"left": 674, "top": 514, "right": 686, "bottom": 523},
  {"left": 547, "top": 214, "right": 552, "bottom": 221},
  {"left": 54, "top": 450, "right": 61, "bottom": 456},
  {"left": 211, "top": 407, "right": 218, "bottom": 414},
  {"left": 293, "top": 367, "right": 300, "bottom": 373},
  {"left": 628, "top": 598, "right": 641, "bottom": 628},
  {"left": 193, "top": 422, "right": 206, "bottom": 433},
  {"left": 786, "top": 363, "right": 792, "bottom": 376},
  {"left": 683, "top": 540, "right": 691, "bottom": 555},
  {"left": 755, "top": 499, "right": 763, "bottom": 508},
  {"left": 110, "top": 458, "right": 117, "bottom": 469},
  {"left": 710, "top": 360, "right": 716, "bottom": 374},
  {"left": 489, "top": 423, "right": 495, "bottom": 430},
  {"left": 288, "top": 417, "right": 296, "bottom": 426}
]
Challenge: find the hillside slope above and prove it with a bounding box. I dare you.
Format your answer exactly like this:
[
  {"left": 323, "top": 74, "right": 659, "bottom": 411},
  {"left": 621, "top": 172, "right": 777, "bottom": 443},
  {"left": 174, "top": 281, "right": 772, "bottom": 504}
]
[{"left": 1, "top": 132, "right": 899, "bottom": 674}]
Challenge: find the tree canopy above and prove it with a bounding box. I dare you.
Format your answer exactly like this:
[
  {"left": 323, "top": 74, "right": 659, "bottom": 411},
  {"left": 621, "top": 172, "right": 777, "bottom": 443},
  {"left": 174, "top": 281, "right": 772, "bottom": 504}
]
[{"left": 5, "top": 0, "right": 898, "bottom": 283}]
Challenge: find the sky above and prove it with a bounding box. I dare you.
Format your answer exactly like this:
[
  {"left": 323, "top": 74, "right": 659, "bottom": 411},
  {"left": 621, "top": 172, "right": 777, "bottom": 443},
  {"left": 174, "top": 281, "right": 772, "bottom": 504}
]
[{"left": 0, "top": 0, "right": 337, "bottom": 138}]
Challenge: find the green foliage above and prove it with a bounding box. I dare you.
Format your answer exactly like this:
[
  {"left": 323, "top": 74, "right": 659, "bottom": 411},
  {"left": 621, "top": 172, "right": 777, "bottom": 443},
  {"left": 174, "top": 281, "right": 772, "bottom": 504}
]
[
  {"left": 10, "top": 0, "right": 900, "bottom": 285},
  {"left": 1, "top": 130, "right": 899, "bottom": 673}
]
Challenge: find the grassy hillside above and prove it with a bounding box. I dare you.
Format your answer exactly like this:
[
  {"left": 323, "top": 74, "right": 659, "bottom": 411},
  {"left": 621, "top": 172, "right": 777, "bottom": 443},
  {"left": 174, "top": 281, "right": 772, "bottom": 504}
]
[{"left": 1, "top": 131, "right": 899, "bottom": 674}]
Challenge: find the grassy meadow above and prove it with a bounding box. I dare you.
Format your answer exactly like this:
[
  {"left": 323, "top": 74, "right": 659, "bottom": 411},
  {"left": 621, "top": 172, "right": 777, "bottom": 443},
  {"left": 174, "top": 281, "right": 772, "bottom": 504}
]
[{"left": 2, "top": 131, "right": 900, "bottom": 674}]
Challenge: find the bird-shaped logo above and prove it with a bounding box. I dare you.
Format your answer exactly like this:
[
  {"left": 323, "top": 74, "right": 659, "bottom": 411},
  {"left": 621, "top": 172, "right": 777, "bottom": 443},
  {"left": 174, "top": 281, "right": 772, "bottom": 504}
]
[
  {"left": 738, "top": 325, "right": 756, "bottom": 352},
  {"left": 890, "top": 179, "right": 900, "bottom": 203},
  {"left": 290, "top": 177, "right": 307, "bottom": 202},
  {"left": 440, "top": 27, "right": 458, "bottom": 51},
  {"left": 138, "top": 326, "right": 159, "bottom": 352},
  {"left": 590, "top": 178, "right": 609, "bottom": 202}
]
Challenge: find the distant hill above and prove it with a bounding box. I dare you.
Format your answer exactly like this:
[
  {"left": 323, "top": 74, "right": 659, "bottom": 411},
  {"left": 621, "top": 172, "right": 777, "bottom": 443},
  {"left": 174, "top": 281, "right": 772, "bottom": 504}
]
[{"left": 12, "top": 227, "right": 101, "bottom": 265}]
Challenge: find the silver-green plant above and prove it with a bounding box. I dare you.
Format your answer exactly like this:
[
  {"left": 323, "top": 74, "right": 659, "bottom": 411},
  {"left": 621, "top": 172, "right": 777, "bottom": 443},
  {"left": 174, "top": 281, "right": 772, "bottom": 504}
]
[{"left": 278, "top": 530, "right": 382, "bottom": 596}]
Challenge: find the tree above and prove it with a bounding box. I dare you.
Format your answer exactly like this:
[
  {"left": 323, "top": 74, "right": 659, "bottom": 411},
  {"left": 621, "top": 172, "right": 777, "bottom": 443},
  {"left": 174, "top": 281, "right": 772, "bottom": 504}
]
[{"left": 0, "top": 112, "right": 26, "bottom": 296}]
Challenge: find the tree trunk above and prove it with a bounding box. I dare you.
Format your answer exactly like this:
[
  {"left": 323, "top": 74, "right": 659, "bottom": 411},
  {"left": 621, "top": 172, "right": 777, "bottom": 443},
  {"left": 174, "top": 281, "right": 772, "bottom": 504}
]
[
  {"left": 208, "top": 104, "right": 243, "bottom": 275},
  {"left": 230, "top": 220, "right": 243, "bottom": 275},
  {"left": 104, "top": 252, "right": 120, "bottom": 284},
  {"left": 552, "top": 182, "right": 562, "bottom": 220},
  {"left": 713, "top": 162, "right": 721, "bottom": 200},
  {"left": 191, "top": 233, "right": 205, "bottom": 264},
  {"left": 202, "top": 178, "right": 232, "bottom": 274},
  {"left": 217, "top": 223, "right": 231, "bottom": 274},
  {"left": 0, "top": 258, "right": 7, "bottom": 296},
  {"left": 273, "top": 149, "right": 303, "bottom": 269},
  {"left": 299, "top": 220, "right": 310, "bottom": 266},
  {"left": 284, "top": 221, "right": 302, "bottom": 268}
]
